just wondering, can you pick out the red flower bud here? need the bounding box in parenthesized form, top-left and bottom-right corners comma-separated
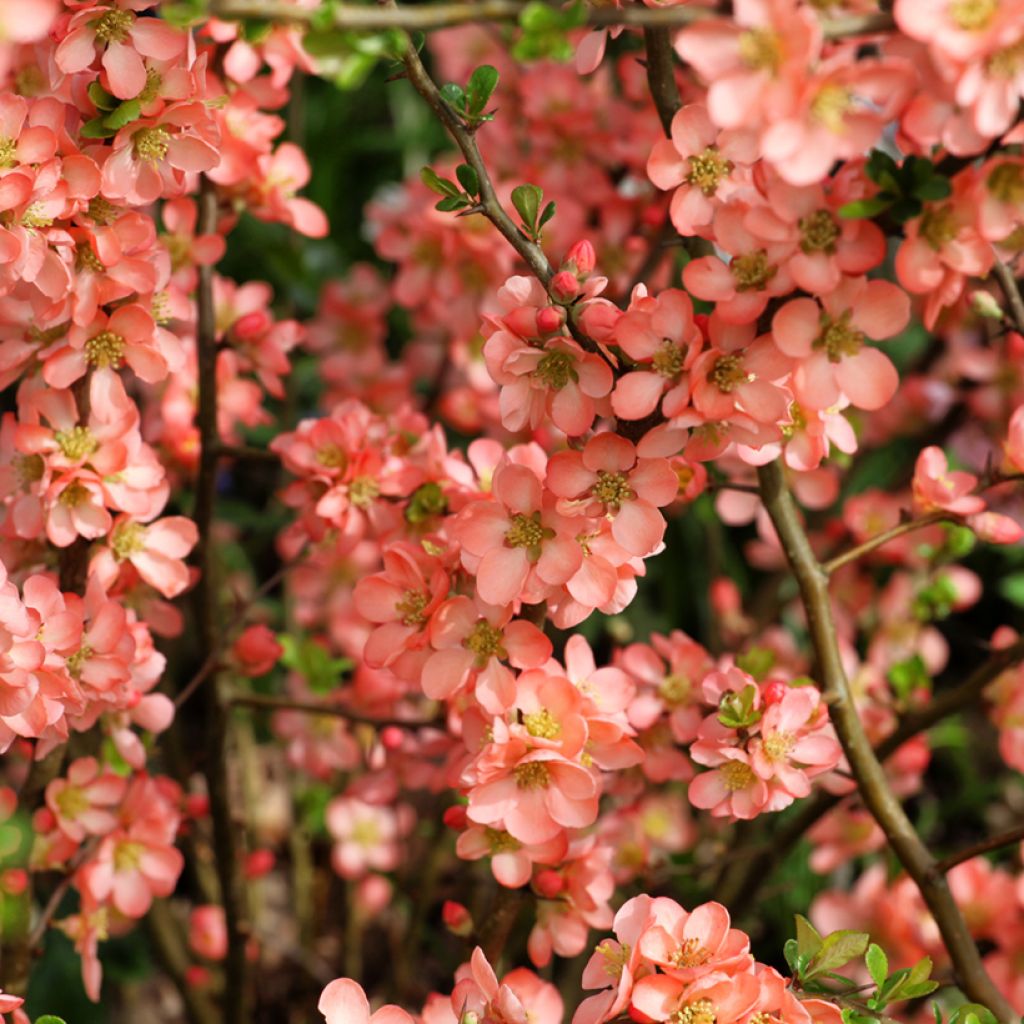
(762, 680, 788, 706)
(533, 869, 564, 897)
(2, 869, 27, 895)
(244, 848, 276, 878)
(551, 270, 580, 303)
(443, 804, 467, 829)
(566, 239, 596, 275)
(536, 305, 566, 333)
(442, 899, 473, 936)
(380, 725, 405, 750)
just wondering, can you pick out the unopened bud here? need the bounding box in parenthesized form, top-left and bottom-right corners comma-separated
(970, 289, 1004, 319)
(2, 869, 27, 895)
(442, 899, 474, 936)
(244, 848, 275, 879)
(536, 305, 566, 333)
(380, 725, 405, 750)
(761, 680, 787, 706)
(443, 804, 468, 829)
(533, 869, 564, 897)
(566, 239, 596, 275)
(550, 270, 580, 303)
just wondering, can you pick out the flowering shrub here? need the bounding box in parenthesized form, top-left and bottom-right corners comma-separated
(0, 2, 1023, 1024)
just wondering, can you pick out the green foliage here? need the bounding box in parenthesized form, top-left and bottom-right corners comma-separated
(887, 654, 930, 705)
(840, 151, 952, 224)
(304, 27, 407, 90)
(716, 683, 762, 729)
(511, 183, 555, 242)
(278, 634, 353, 693)
(735, 646, 775, 681)
(439, 65, 500, 125)
(514, 0, 586, 61)
(420, 165, 480, 213)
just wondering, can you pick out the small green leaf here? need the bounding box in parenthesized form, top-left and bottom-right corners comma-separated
(456, 163, 479, 196)
(838, 196, 893, 219)
(783, 938, 800, 975)
(435, 195, 468, 212)
(103, 99, 142, 131)
(511, 183, 543, 232)
(889, 197, 924, 223)
(866, 943, 888, 990)
(795, 914, 824, 960)
(467, 64, 499, 114)
(538, 200, 556, 230)
(735, 647, 775, 681)
(420, 166, 461, 198)
(440, 82, 465, 110)
(999, 572, 1024, 607)
(806, 930, 870, 980)
(80, 117, 118, 139)
(35, 1017, 68, 1024)
(87, 81, 117, 111)
(915, 176, 952, 201)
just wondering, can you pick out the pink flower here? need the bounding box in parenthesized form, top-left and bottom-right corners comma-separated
(912, 446, 985, 516)
(97, 516, 198, 599)
(45, 757, 127, 843)
(319, 978, 413, 1024)
(647, 105, 757, 236)
(610, 289, 703, 420)
(325, 796, 410, 879)
(455, 822, 567, 888)
(631, 967, 761, 1024)
(452, 948, 562, 1024)
(547, 433, 678, 556)
(688, 746, 768, 820)
(771, 277, 910, 411)
(639, 899, 753, 982)
(455, 461, 581, 607)
(189, 905, 227, 961)
(690, 335, 792, 426)
(1005, 404, 1024, 472)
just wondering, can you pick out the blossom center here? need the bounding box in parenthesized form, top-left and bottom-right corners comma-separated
(86, 329, 126, 369)
(505, 512, 546, 550)
(652, 339, 684, 378)
(534, 350, 577, 390)
(596, 940, 631, 978)
(659, 674, 691, 707)
(799, 209, 840, 253)
(55, 786, 88, 820)
(94, 8, 135, 44)
(485, 827, 520, 853)
(738, 29, 781, 73)
(669, 938, 713, 969)
(22, 203, 52, 229)
(133, 127, 171, 163)
(66, 642, 94, 677)
(14, 454, 44, 486)
(720, 760, 756, 791)
(55, 426, 98, 462)
(815, 310, 863, 362)
(349, 476, 379, 507)
(987, 162, 1024, 203)
(113, 840, 143, 873)
(88, 197, 119, 226)
(919, 204, 957, 250)
(351, 818, 381, 846)
(111, 521, 146, 560)
(513, 761, 551, 789)
(315, 443, 347, 470)
(396, 589, 429, 626)
(592, 470, 634, 510)
(464, 620, 507, 663)
(989, 39, 1024, 76)
(686, 148, 733, 197)
(763, 731, 796, 760)
(730, 250, 776, 291)
(524, 708, 562, 739)
(811, 84, 853, 132)
(948, 0, 997, 30)
(0, 138, 15, 168)
(672, 998, 718, 1024)
(77, 244, 105, 273)
(59, 481, 90, 508)
(709, 354, 749, 393)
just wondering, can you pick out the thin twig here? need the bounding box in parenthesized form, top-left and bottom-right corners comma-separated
(227, 691, 434, 728)
(26, 839, 100, 950)
(642, 27, 680, 136)
(992, 259, 1024, 334)
(756, 459, 1014, 1023)
(936, 824, 1024, 874)
(822, 512, 949, 575)
(191, 174, 251, 1024)
(211, 0, 894, 37)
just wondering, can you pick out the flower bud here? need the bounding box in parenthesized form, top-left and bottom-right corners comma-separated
(566, 239, 596, 275)
(443, 805, 468, 829)
(550, 270, 580, 303)
(503, 307, 539, 337)
(442, 899, 473, 936)
(233, 624, 282, 677)
(761, 680, 787, 706)
(536, 305, 565, 333)
(533, 869, 564, 897)
(2, 869, 27, 895)
(967, 511, 1024, 545)
(245, 848, 276, 878)
(380, 725, 405, 751)
(970, 289, 1004, 319)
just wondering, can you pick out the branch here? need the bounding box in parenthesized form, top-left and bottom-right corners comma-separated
(144, 901, 220, 1024)
(756, 459, 1015, 1023)
(191, 174, 251, 1024)
(642, 27, 680, 136)
(212, 0, 894, 37)
(992, 259, 1024, 334)
(822, 511, 949, 575)
(936, 824, 1024, 874)
(227, 691, 434, 728)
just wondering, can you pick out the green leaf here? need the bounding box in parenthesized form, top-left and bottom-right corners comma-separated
(511, 183, 543, 231)
(435, 195, 468, 212)
(783, 938, 801, 975)
(795, 914, 824, 960)
(538, 200, 556, 230)
(35, 1017, 68, 1024)
(716, 683, 762, 729)
(456, 163, 479, 196)
(87, 81, 117, 111)
(805, 930, 870, 980)
(80, 117, 118, 139)
(440, 82, 465, 110)
(736, 646, 775, 681)
(103, 99, 142, 131)
(420, 166, 461, 198)
(467, 64, 499, 115)
(240, 17, 272, 43)
(999, 572, 1024, 607)
(838, 196, 893, 219)
(278, 635, 352, 694)
(866, 943, 888, 990)
(889, 197, 924, 223)
(887, 654, 929, 702)
(915, 176, 952, 201)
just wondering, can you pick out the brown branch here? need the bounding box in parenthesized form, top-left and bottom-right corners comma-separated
(642, 27, 680, 136)
(756, 458, 1014, 1023)
(992, 259, 1024, 334)
(212, 0, 894, 37)
(191, 174, 251, 1024)
(227, 691, 434, 728)
(822, 511, 949, 575)
(936, 824, 1024, 874)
